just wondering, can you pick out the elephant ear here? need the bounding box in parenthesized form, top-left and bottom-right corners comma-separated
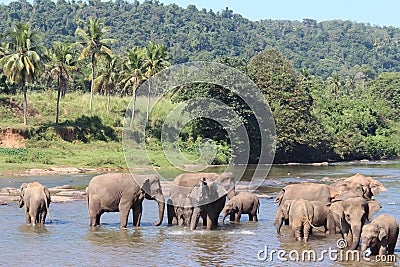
(141, 179, 151, 196)
(330, 200, 344, 218)
(274, 189, 285, 204)
(367, 200, 381, 221)
(378, 227, 387, 241)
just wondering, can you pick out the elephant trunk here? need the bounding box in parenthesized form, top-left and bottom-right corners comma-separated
(361, 243, 368, 253)
(350, 226, 361, 250)
(222, 212, 227, 224)
(153, 197, 165, 226)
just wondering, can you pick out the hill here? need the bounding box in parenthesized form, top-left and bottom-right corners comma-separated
(0, 0, 400, 78)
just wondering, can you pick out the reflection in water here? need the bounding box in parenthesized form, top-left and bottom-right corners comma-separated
(18, 224, 49, 234)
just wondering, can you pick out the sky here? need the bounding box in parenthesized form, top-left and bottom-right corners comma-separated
(157, 0, 400, 28)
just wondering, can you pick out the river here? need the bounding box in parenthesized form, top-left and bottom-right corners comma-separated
(0, 161, 399, 266)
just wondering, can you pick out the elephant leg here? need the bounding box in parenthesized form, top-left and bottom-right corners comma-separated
(235, 212, 241, 222)
(167, 204, 175, 225)
(294, 227, 302, 241)
(249, 214, 253, 221)
(388, 241, 396, 255)
(206, 216, 213, 230)
(95, 213, 101, 226)
(190, 208, 201, 230)
(229, 213, 235, 222)
(201, 213, 207, 227)
(25, 209, 31, 224)
(304, 223, 311, 242)
(40, 210, 47, 224)
(119, 209, 130, 228)
(133, 202, 142, 227)
(253, 214, 258, 222)
(90, 214, 97, 226)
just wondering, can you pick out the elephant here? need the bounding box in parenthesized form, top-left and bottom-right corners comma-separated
(344, 173, 387, 196)
(189, 177, 226, 230)
(274, 183, 339, 232)
(86, 173, 165, 228)
(167, 192, 193, 226)
(19, 182, 51, 225)
(172, 172, 236, 200)
(222, 192, 259, 223)
(330, 195, 381, 250)
(329, 180, 372, 199)
(361, 214, 399, 255)
(278, 199, 336, 238)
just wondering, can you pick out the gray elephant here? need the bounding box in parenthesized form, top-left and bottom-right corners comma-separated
(330, 195, 381, 250)
(189, 178, 226, 230)
(344, 173, 387, 196)
(173, 172, 236, 199)
(329, 180, 372, 199)
(361, 214, 399, 255)
(222, 192, 259, 223)
(274, 183, 339, 231)
(277, 199, 336, 236)
(19, 182, 51, 225)
(167, 192, 193, 226)
(86, 173, 164, 228)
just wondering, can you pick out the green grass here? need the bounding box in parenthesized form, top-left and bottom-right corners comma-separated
(0, 91, 202, 174)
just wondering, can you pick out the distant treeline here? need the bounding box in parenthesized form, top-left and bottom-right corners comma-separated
(1, 0, 400, 78)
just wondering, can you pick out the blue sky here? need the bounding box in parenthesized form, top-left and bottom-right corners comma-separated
(157, 0, 400, 27)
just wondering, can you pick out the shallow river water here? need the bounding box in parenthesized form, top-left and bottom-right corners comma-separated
(0, 162, 399, 266)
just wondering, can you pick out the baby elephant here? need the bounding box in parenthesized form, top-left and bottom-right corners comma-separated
(19, 182, 51, 225)
(361, 214, 399, 255)
(287, 198, 335, 242)
(222, 192, 259, 223)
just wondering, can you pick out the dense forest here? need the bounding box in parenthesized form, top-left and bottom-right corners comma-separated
(0, 0, 400, 165)
(1, 0, 400, 78)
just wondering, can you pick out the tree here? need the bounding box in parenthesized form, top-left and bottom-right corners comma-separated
(120, 46, 145, 126)
(75, 17, 114, 110)
(93, 54, 121, 113)
(0, 22, 43, 125)
(143, 41, 170, 122)
(248, 49, 319, 162)
(46, 41, 78, 126)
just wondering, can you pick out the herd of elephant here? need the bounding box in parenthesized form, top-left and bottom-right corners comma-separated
(17, 172, 398, 257)
(274, 173, 399, 256)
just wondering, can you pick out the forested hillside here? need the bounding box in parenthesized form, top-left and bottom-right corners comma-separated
(1, 0, 400, 78)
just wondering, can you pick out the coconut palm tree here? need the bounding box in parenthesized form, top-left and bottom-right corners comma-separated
(93, 54, 121, 113)
(0, 22, 43, 125)
(46, 41, 78, 126)
(120, 46, 145, 126)
(143, 41, 170, 122)
(75, 17, 115, 110)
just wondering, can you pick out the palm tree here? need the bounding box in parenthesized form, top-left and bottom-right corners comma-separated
(46, 42, 78, 126)
(120, 46, 145, 126)
(75, 17, 115, 110)
(0, 22, 43, 125)
(143, 41, 170, 122)
(327, 71, 342, 97)
(93, 54, 121, 113)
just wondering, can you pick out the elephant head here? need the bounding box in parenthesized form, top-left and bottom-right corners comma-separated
(361, 223, 382, 254)
(330, 196, 381, 250)
(134, 174, 165, 226)
(222, 201, 238, 223)
(276, 200, 293, 234)
(18, 183, 28, 208)
(175, 196, 193, 226)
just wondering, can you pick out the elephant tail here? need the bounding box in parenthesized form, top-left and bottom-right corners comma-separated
(43, 190, 52, 224)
